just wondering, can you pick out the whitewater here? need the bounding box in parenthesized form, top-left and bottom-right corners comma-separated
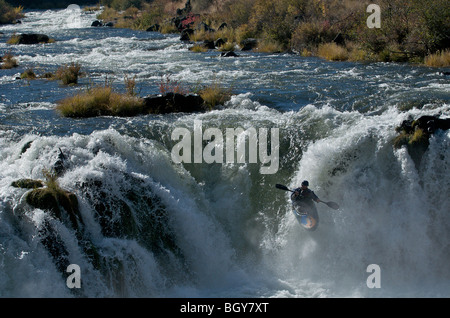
(0, 7, 449, 298)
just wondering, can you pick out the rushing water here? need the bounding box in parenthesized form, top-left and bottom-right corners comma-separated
(1, 7, 449, 298)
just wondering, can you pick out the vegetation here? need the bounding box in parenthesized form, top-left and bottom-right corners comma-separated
(197, 78, 233, 110)
(20, 68, 37, 79)
(55, 62, 82, 85)
(0, 0, 23, 24)
(91, 0, 449, 65)
(56, 82, 145, 118)
(424, 50, 450, 67)
(0, 53, 18, 69)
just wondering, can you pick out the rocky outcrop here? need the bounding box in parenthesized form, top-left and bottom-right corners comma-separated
(394, 115, 450, 167)
(143, 92, 206, 114)
(14, 33, 51, 44)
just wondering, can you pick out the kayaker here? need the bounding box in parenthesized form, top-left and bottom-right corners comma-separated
(291, 180, 322, 206)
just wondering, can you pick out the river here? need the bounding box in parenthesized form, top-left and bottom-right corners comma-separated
(0, 6, 449, 297)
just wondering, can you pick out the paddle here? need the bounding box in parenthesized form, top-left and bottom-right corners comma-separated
(275, 184, 340, 210)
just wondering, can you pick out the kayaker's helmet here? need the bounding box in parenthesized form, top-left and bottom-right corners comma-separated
(301, 180, 309, 187)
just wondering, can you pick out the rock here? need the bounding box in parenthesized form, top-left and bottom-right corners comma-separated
(26, 187, 83, 231)
(203, 40, 215, 50)
(180, 28, 194, 41)
(197, 22, 214, 33)
(15, 33, 50, 44)
(143, 92, 205, 114)
(220, 51, 239, 57)
(11, 179, 44, 189)
(394, 115, 450, 168)
(218, 23, 228, 31)
(146, 24, 160, 32)
(215, 38, 226, 48)
(91, 20, 103, 27)
(241, 38, 258, 51)
(104, 21, 114, 27)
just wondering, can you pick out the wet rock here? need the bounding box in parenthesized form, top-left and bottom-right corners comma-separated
(220, 51, 239, 57)
(26, 187, 83, 231)
(15, 33, 50, 44)
(180, 28, 194, 41)
(91, 20, 102, 27)
(203, 40, 215, 50)
(394, 115, 450, 168)
(11, 179, 44, 189)
(215, 38, 226, 48)
(143, 92, 205, 114)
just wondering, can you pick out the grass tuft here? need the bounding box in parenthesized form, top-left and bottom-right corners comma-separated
(424, 50, 450, 67)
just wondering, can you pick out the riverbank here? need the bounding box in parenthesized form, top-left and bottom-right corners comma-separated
(87, 0, 449, 67)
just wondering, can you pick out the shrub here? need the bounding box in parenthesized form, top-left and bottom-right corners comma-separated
(55, 62, 81, 85)
(318, 43, 348, 61)
(0, 0, 23, 24)
(159, 75, 189, 95)
(424, 50, 450, 67)
(20, 68, 37, 79)
(198, 79, 232, 110)
(1, 53, 18, 69)
(56, 85, 144, 118)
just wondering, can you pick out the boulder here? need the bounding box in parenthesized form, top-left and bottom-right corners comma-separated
(11, 179, 44, 189)
(215, 38, 226, 48)
(180, 28, 194, 41)
(146, 24, 160, 32)
(241, 38, 258, 51)
(15, 33, 50, 44)
(143, 92, 205, 114)
(91, 20, 103, 27)
(203, 40, 215, 50)
(394, 115, 450, 168)
(220, 51, 239, 57)
(26, 187, 83, 231)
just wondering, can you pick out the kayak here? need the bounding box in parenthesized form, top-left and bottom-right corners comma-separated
(292, 201, 319, 231)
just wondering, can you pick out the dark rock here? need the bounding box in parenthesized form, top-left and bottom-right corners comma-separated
(143, 92, 205, 114)
(412, 115, 450, 134)
(104, 21, 114, 27)
(15, 33, 50, 44)
(91, 20, 103, 27)
(241, 38, 258, 51)
(394, 115, 450, 168)
(146, 24, 160, 32)
(220, 51, 239, 57)
(215, 38, 226, 47)
(180, 28, 194, 41)
(26, 187, 83, 231)
(197, 22, 214, 33)
(218, 23, 228, 31)
(11, 179, 44, 189)
(203, 40, 215, 50)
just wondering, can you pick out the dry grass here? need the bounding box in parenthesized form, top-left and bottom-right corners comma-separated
(1, 53, 18, 69)
(55, 62, 82, 85)
(56, 85, 144, 118)
(256, 40, 284, 53)
(317, 43, 349, 61)
(424, 50, 450, 67)
(198, 78, 232, 110)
